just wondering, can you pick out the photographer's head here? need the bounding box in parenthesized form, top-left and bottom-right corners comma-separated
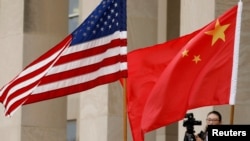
(194, 111, 222, 141)
(206, 110, 222, 125)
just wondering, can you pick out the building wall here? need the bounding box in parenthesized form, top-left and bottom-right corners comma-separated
(0, 0, 68, 141)
(0, 0, 23, 140)
(22, 1, 68, 141)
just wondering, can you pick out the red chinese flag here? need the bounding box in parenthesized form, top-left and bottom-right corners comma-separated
(127, 2, 242, 141)
(127, 31, 199, 141)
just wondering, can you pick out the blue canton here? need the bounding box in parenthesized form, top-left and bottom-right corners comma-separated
(70, 0, 126, 46)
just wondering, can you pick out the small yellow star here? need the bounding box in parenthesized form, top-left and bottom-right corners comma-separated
(182, 49, 189, 57)
(192, 55, 201, 64)
(205, 19, 230, 46)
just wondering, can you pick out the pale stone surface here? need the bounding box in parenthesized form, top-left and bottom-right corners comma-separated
(0, 0, 24, 141)
(1, 0, 68, 141)
(21, 1, 68, 140)
(22, 126, 66, 141)
(0, 109, 22, 141)
(67, 94, 80, 120)
(79, 115, 108, 140)
(79, 85, 109, 141)
(180, 0, 215, 35)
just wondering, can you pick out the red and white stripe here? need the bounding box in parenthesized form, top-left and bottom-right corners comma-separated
(0, 31, 127, 116)
(0, 36, 72, 116)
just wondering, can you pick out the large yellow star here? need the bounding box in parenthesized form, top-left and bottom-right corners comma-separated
(205, 19, 230, 46)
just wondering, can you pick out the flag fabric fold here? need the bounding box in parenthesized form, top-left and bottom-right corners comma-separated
(127, 2, 242, 141)
(0, 0, 127, 116)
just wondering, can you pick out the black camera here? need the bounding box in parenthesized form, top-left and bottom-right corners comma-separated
(183, 113, 202, 141)
(183, 113, 202, 131)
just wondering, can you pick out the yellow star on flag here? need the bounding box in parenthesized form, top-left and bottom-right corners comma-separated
(205, 19, 230, 46)
(182, 49, 189, 57)
(192, 55, 201, 64)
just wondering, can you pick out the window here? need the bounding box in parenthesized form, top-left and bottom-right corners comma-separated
(67, 1, 79, 141)
(67, 120, 77, 141)
(68, 0, 79, 33)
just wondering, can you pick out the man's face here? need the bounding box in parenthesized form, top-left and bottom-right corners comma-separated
(206, 113, 221, 125)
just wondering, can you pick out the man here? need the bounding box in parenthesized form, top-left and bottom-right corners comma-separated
(196, 110, 222, 141)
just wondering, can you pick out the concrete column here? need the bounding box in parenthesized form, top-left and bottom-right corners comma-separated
(77, 1, 110, 141)
(0, 0, 24, 140)
(21, 1, 68, 141)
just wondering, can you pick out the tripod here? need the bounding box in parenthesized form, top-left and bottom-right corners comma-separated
(182, 113, 202, 141)
(183, 126, 196, 141)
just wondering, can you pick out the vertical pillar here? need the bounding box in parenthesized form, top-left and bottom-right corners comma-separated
(78, 1, 110, 141)
(21, 1, 68, 141)
(0, 0, 24, 140)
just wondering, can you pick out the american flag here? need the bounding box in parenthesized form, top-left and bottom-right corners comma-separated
(0, 0, 127, 116)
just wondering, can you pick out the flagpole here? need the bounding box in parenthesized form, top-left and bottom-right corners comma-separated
(123, 78, 127, 141)
(229, 0, 242, 125)
(230, 105, 235, 124)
